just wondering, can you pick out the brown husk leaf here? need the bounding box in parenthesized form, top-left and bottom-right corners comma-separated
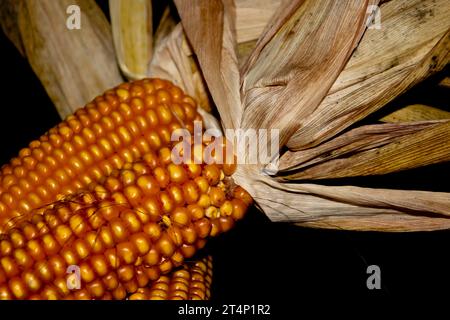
(17, 0, 123, 118)
(175, 0, 450, 231)
(109, 0, 153, 80)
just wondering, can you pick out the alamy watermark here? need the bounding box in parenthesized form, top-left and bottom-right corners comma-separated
(66, 265, 81, 290)
(366, 265, 381, 290)
(366, 5, 382, 29)
(65, 4, 382, 31)
(66, 5, 81, 30)
(170, 121, 280, 174)
(41, 263, 382, 293)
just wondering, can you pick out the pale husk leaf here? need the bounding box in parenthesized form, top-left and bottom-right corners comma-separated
(380, 104, 450, 123)
(278, 120, 445, 173)
(440, 77, 450, 88)
(235, 0, 281, 44)
(174, 0, 242, 130)
(279, 120, 450, 180)
(233, 164, 450, 231)
(296, 215, 450, 232)
(17, 0, 123, 118)
(0, 0, 25, 55)
(148, 23, 212, 112)
(278, 0, 450, 177)
(234, 0, 281, 65)
(286, 0, 450, 150)
(240, 0, 371, 149)
(109, 0, 153, 80)
(234, 157, 450, 231)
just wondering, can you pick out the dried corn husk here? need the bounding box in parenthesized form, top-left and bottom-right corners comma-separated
(277, 7, 449, 179)
(235, 0, 281, 44)
(0, 0, 25, 55)
(233, 0, 450, 149)
(16, 0, 123, 118)
(240, 0, 371, 148)
(109, 0, 153, 80)
(175, 0, 242, 129)
(286, 0, 450, 150)
(278, 120, 447, 173)
(175, 0, 450, 231)
(234, 0, 281, 65)
(279, 120, 450, 180)
(439, 77, 450, 88)
(149, 23, 212, 112)
(277, 36, 449, 179)
(148, 6, 212, 112)
(295, 214, 450, 232)
(380, 104, 450, 123)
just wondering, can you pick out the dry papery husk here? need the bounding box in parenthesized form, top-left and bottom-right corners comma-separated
(109, 0, 153, 80)
(380, 104, 450, 123)
(2, 0, 449, 231)
(174, 0, 450, 231)
(148, 7, 213, 114)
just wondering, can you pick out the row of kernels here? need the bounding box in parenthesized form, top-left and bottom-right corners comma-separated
(0, 79, 199, 230)
(0, 147, 249, 300)
(128, 256, 212, 300)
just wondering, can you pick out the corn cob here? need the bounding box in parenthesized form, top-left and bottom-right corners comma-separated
(128, 256, 212, 300)
(0, 154, 250, 299)
(0, 78, 201, 232)
(0, 78, 252, 300)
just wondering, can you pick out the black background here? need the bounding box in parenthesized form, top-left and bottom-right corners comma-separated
(0, 1, 449, 305)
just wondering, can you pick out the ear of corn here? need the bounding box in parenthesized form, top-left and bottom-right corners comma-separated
(0, 78, 201, 232)
(0, 155, 249, 299)
(128, 256, 212, 300)
(0, 78, 252, 300)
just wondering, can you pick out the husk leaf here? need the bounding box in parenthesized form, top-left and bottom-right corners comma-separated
(380, 104, 450, 123)
(280, 121, 450, 180)
(149, 23, 212, 112)
(17, 0, 123, 118)
(176, 0, 450, 231)
(109, 0, 153, 80)
(286, 0, 450, 150)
